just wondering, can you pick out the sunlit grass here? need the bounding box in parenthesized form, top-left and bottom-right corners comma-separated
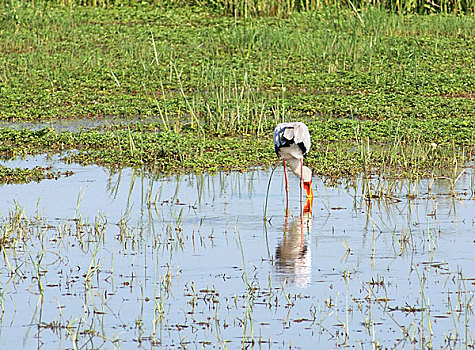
(0, 3, 473, 183)
(0, 5, 473, 124)
(0, 116, 473, 183)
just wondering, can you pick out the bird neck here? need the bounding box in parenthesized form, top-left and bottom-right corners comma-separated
(286, 158, 312, 182)
(286, 158, 303, 177)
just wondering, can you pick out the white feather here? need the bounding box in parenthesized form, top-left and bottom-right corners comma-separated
(274, 122, 312, 182)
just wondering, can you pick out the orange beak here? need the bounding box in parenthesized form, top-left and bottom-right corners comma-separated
(303, 181, 313, 199)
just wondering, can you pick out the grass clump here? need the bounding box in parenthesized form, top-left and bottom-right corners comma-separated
(4, 0, 474, 15)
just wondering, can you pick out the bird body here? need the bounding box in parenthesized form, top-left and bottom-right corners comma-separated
(274, 122, 311, 158)
(274, 122, 313, 199)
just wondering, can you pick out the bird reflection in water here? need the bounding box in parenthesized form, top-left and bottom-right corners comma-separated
(275, 197, 313, 288)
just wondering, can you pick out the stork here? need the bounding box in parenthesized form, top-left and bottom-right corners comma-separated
(274, 122, 314, 207)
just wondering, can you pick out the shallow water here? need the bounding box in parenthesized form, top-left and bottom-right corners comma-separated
(0, 115, 162, 132)
(0, 156, 474, 349)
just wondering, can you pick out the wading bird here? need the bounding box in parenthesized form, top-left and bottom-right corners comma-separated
(274, 122, 313, 206)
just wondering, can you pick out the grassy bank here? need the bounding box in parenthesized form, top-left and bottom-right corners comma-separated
(0, 4, 474, 183)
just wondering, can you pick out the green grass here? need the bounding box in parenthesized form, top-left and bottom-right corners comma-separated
(0, 5, 473, 124)
(0, 117, 473, 181)
(0, 164, 70, 184)
(3, 0, 474, 15)
(0, 3, 474, 182)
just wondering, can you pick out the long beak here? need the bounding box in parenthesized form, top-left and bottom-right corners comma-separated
(303, 181, 313, 199)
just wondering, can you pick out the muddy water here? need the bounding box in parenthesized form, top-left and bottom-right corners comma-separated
(0, 156, 473, 348)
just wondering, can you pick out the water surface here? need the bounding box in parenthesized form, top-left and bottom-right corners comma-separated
(0, 156, 473, 348)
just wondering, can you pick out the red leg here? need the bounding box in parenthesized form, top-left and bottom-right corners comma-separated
(283, 159, 289, 212)
(300, 158, 304, 243)
(284, 202, 289, 234)
(300, 158, 304, 216)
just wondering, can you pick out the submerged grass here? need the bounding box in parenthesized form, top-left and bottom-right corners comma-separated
(0, 164, 473, 348)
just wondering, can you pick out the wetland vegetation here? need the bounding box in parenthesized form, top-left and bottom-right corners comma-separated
(1, 0, 474, 182)
(0, 1, 474, 349)
(0, 165, 474, 348)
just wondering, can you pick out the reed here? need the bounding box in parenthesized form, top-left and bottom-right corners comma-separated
(5, 0, 473, 14)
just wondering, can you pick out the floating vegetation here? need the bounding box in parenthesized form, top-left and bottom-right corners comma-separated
(0, 164, 72, 184)
(0, 3, 474, 183)
(0, 117, 474, 182)
(1, 5, 474, 125)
